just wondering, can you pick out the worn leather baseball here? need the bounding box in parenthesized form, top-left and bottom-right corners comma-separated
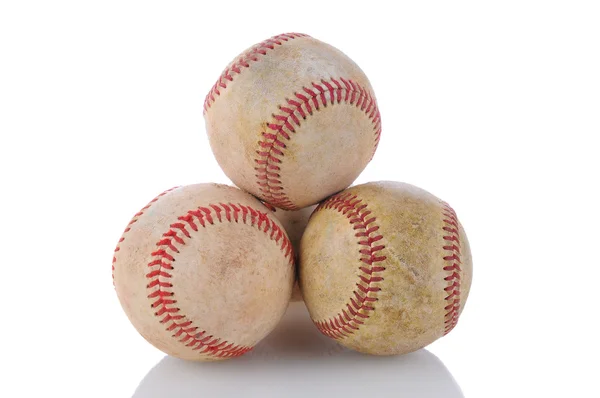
(299, 181, 473, 355)
(269, 205, 316, 302)
(112, 184, 294, 361)
(204, 33, 381, 210)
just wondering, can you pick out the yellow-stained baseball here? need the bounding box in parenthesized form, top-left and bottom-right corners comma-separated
(112, 184, 294, 361)
(299, 181, 473, 355)
(204, 33, 381, 210)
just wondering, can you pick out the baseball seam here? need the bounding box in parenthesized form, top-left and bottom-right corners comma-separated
(255, 78, 382, 209)
(203, 32, 309, 113)
(146, 202, 293, 358)
(311, 192, 386, 339)
(441, 202, 461, 335)
(112, 186, 180, 285)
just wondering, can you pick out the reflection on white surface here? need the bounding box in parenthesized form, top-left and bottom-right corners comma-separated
(133, 302, 463, 398)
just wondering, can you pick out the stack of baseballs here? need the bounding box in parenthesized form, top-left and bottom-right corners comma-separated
(113, 33, 473, 361)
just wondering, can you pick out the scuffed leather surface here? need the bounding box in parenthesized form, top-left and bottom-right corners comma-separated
(205, 35, 379, 209)
(300, 181, 472, 355)
(114, 184, 294, 361)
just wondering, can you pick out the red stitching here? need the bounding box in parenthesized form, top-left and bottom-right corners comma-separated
(255, 78, 382, 210)
(112, 187, 180, 285)
(310, 192, 386, 339)
(441, 202, 461, 335)
(203, 33, 309, 113)
(145, 202, 293, 358)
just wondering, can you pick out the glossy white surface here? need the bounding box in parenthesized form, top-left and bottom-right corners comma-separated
(133, 303, 463, 397)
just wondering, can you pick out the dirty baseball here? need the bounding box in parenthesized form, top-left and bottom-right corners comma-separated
(204, 33, 382, 210)
(299, 181, 473, 355)
(113, 184, 295, 361)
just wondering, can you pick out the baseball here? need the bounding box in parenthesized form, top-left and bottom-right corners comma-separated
(112, 184, 294, 361)
(204, 33, 381, 210)
(299, 181, 473, 355)
(268, 204, 316, 301)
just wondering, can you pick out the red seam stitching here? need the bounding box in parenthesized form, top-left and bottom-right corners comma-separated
(203, 33, 309, 113)
(112, 187, 180, 285)
(254, 78, 382, 210)
(145, 203, 293, 358)
(310, 192, 386, 339)
(441, 202, 461, 335)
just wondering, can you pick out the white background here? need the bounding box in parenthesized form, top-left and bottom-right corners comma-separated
(1, 1, 599, 397)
